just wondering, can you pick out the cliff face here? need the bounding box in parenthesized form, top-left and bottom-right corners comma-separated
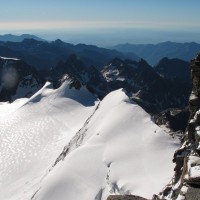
(156, 52, 200, 200)
(0, 57, 43, 102)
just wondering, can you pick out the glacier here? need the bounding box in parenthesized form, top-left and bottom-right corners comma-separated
(0, 81, 180, 200)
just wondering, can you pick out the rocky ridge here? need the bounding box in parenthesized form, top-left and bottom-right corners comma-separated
(50, 54, 108, 99)
(153, 52, 200, 200)
(102, 58, 191, 113)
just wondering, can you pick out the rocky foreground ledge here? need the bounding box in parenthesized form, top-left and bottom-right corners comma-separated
(107, 195, 148, 200)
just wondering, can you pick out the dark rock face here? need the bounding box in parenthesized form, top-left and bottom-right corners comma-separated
(154, 57, 191, 82)
(107, 195, 148, 200)
(158, 52, 200, 200)
(0, 57, 43, 102)
(152, 108, 190, 134)
(102, 58, 191, 113)
(185, 186, 200, 200)
(51, 54, 108, 99)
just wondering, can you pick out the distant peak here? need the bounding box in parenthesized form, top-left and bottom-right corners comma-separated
(54, 39, 64, 44)
(138, 58, 149, 65)
(3, 34, 13, 36)
(161, 57, 169, 61)
(0, 34, 44, 42)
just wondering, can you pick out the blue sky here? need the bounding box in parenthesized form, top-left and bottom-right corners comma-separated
(0, 0, 200, 45)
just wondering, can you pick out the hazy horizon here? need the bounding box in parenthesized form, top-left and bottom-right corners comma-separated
(1, 29, 200, 47)
(0, 0, 200, 46)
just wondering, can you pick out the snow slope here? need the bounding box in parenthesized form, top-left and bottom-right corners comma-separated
(0, 81, 98, 200)
(32, 89, 180, 200)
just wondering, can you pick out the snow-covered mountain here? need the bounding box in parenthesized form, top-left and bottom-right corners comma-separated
(0, 78, 179, 200)
(0, 80, 97, 200)
(51, 54, 108, 99)
(0, 55, 191, 135)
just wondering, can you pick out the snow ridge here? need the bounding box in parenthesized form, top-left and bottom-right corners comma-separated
(32, 89, 179, 200)
(0, 81, 98, 200)
(54, 102, 100, 166)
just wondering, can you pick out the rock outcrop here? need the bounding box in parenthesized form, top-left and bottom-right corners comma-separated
(102, 58, 191, 113)
(156, 52, 200, 200)
(107, 195, 148, 200)
(0, 57, 43, 101)
(154, 57, 191, 82)
(50, 54, 108, 99)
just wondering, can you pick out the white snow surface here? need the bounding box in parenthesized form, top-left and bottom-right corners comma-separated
(32, 89, 179, 200)
(0, 56, 20, 60)
(0, 81, 97, 200)
(0, 82, 179, 200)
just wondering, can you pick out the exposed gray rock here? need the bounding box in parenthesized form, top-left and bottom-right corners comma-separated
(107, 195, 148, 200)
(185, 186, 200, 200)
(158, 52, 200, 199)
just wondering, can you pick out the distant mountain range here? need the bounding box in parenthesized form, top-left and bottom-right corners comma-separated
(0, 37, 193, 132)
(0, 34, 45, 42)
(0, 38, 139, 70)
(112, 41, 200, 65)
(0, 36, 198, 70)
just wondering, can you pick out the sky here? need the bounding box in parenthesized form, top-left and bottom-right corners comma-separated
(0, 0, 200, 46)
